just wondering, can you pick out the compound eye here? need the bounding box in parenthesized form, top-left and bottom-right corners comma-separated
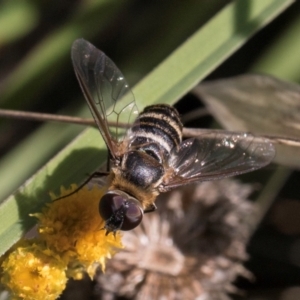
(99, 193, 125, 221)
(121, 199, 143, 231)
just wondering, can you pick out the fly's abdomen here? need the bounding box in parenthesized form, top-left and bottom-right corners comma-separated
(130, 104, 183, 157)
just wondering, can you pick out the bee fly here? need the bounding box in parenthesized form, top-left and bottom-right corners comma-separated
(71, 39, 275, 235)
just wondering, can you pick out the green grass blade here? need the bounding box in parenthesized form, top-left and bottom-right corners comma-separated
(0, 105, 91, 202)
(0, 0, 294, 255)
(134, 0, 294, 108)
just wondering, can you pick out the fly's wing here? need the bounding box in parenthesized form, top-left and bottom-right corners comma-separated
(163, 132, 275, 190)
(71, 39, 139, 159)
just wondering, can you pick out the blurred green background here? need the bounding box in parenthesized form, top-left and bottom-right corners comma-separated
(0, 0, 300, 299)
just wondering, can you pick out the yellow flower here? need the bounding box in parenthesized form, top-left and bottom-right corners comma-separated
(1, 184, 123, 299)
(1, 240, 67, 300)
(35, 184, 123, 277)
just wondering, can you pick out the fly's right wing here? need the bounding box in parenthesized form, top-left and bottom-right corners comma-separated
(71, 39, 139, 159)
(162, 131, 275, 191)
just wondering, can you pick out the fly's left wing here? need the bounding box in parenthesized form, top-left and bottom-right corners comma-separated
(71, 39, 139, 160)
(162, 132, 275, 191)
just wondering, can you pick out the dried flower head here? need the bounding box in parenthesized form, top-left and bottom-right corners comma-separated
(96, 179, 255, 300)
(1, 184, 123, 299)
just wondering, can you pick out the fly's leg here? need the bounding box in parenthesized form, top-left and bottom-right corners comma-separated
(53, 171, 109, 202)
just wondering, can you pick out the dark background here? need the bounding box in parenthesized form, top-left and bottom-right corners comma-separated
(0, 1, 300, 299)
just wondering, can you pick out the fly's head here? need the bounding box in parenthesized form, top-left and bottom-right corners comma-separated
(99, 190, 143, 235)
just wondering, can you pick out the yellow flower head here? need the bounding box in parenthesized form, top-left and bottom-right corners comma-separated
(1, 184, 123, 299)
(34, 185, 123, 276)
(1, 240, 67, 300)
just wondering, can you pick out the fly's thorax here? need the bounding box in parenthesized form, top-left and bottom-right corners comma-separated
(122, 150, 164, 188)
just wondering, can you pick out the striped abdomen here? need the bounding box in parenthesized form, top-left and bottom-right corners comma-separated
(130, 104, 183, 158)
(120, 105, 183, 190)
